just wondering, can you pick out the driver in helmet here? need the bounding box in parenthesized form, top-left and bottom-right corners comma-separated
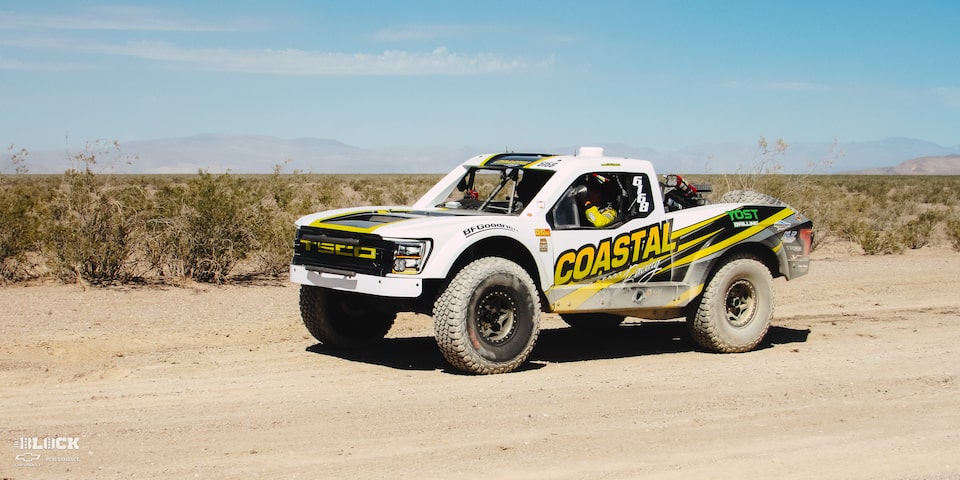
(579, 173, 618, 227)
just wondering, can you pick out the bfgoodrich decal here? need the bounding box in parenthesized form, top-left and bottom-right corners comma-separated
(463, 223, 519, 238)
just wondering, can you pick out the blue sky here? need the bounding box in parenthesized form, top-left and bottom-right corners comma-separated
(2, 0, 958, 156)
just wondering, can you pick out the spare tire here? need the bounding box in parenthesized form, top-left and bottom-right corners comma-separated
(718, 190, 788, 208)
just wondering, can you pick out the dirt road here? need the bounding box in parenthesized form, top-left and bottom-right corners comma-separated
(3, 246, 959, 479)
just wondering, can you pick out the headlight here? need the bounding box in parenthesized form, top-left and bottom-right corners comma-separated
(388, 239, 431, 274)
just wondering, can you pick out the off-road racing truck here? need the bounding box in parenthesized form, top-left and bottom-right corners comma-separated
(290, 147, 813, 374)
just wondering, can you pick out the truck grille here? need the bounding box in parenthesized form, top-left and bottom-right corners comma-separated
(292, 226, 393, 276)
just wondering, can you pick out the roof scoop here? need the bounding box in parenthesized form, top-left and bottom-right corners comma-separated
(577, 146, 604, 157)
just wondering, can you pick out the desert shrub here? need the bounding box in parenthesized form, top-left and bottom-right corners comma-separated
(946, 215, 960, 251)
(8, 138, 960, 285)
(316, 175, 347, 208)
(352, 178, 384, 205)
(901, 210, 946, 250)
(1, 148, 43, 280)
(246, 166, 300, 276)
(150, 172, 261, 283)
(0, 179, 50, 281)
(45, 170, 150, 283)
(845, 219, 904, 255)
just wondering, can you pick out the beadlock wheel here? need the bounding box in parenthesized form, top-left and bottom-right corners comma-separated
(475, 289, 519, 345)
(433, 257, 540, 374)
(724, 279, 758, 328)
(687, 255, 773, 353)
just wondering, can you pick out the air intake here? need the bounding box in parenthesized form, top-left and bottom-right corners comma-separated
(577, 146, 604, 157)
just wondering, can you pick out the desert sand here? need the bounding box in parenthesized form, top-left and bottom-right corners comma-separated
(2, 246, 959, 479)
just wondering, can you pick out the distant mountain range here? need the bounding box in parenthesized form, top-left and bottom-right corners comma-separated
(16, 134, 960, 175)
(844, 155, 960, 175)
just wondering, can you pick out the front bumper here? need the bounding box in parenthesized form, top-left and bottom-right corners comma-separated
(290, 264, 423, 297)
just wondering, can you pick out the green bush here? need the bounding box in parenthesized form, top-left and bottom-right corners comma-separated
(0, 179, 49, 281)
(44, 170, 150, 284)
(947, 216, 960, 251)
(6, 140, 960, 286)
(901, 211, 946, 250)
(150, 172, 260, 283)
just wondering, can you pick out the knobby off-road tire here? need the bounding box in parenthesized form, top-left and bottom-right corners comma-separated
(560, 313, 626, 330)
(299, 286, 395, 349)
(687, 254, 774, 353)
(433, 257, 540, 374)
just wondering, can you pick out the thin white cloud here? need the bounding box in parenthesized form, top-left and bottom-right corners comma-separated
(723, 80, 826, 91)
(934, 87, 960, 108)
(0, 56, 79, 71)
(373, 25, 482, 42)
(0, 6, 250, 32)
(373, 24, 577, 49)
(759, 81, 824, 91)
(0, 37, 540, 75)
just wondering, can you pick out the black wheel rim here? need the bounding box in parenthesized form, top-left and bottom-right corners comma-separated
(474, 288, 518, 345)
(724, 279, 757, 328)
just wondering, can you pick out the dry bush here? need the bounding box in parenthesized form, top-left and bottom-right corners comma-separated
(0, 178, 51, 281)
(5, 138, 960, 287)
(43, 143, 149, 284)
(947, 214, 960, 251)
(150, 172, 263, 283)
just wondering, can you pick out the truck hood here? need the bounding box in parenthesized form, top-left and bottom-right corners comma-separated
(296, 206, 523, 238)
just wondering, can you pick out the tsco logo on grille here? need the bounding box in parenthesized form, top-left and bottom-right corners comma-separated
(299, 240, 377, 259)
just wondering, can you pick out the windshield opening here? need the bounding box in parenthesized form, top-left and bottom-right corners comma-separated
(438, 167, 553, 215)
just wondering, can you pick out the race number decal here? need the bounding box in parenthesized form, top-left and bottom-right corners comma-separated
(633, 175, 652, 216)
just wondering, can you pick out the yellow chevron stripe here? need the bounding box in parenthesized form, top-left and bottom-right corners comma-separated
(672, 212, 727, 237)
(478, 154, 500, 166)
(676, 228, 723, 253)
(306, 221, 385, 233)
(551, 207, 794, 310)
(307, 209, 409, 233)
(666, 207, 794, 271)
(667, 283, 703, 307)
(549, 255, 667, 308)
(523, 156, 559, 168)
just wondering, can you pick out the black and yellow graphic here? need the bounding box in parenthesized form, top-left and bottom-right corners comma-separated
(554, 220, 676, 285)
(547, 205, 800, 312)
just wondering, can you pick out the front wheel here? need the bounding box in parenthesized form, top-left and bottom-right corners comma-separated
(687, 255, 773, 353)
(433, 257, 541, 374)
(300, 286, 395, 348)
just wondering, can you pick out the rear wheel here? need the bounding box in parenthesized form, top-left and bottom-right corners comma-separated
(433, 257, 540, 374)
(300, 286, 395, 348)
(687, 255, 773, 352)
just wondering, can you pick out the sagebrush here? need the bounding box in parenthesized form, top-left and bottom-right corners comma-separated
(3, 160, 960, 284)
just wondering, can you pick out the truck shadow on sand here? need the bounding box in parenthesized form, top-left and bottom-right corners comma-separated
(306, 322, 810, 374)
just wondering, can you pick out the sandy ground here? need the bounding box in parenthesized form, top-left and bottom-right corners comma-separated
(2, 245, 959, 479)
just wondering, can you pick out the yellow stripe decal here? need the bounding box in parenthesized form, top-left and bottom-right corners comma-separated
(551, 206, 793, 310)
(550, 255, 666, 308)
(667, 283, 703, 307)
(478, 154, 501, 166)
(665, 207, 794, 271)
(307, 209, 412, 233)
(672, 212, 727, 237)
(523, 156, 558, 168)
(306, 221, 385, 233)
